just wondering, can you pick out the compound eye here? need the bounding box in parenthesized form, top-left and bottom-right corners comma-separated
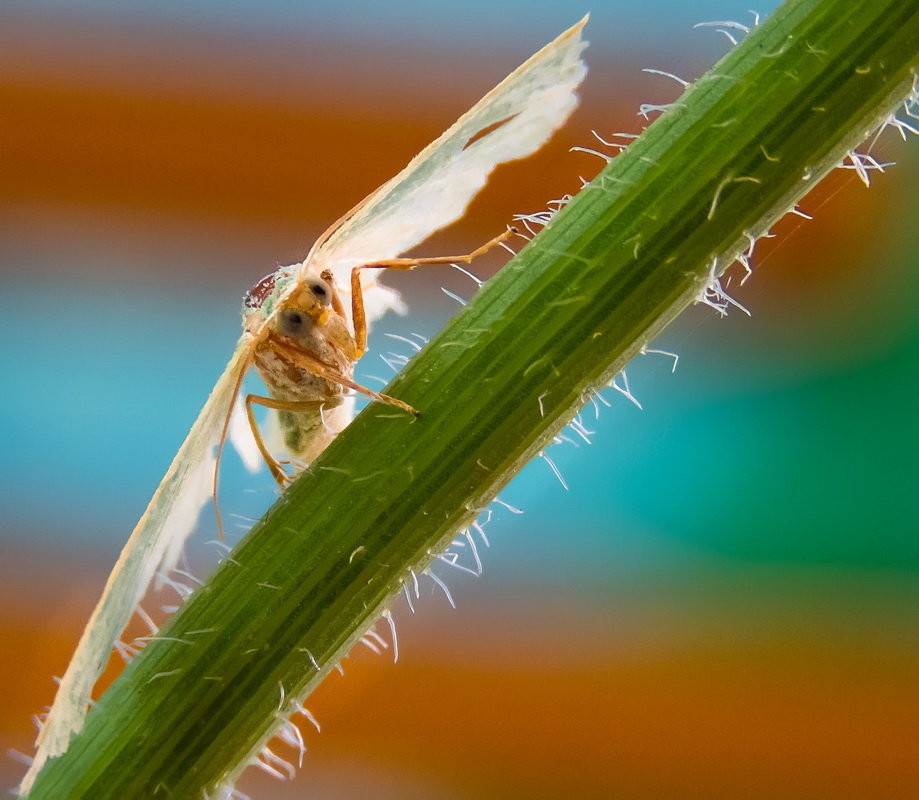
(308, 280, 332, 306)
(278, 307, 308, 337)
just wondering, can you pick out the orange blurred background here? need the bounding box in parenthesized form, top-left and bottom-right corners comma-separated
(2, 3, 918, 798)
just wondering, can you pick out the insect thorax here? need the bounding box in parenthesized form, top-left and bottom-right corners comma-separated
(246, 262, 356, 461)
(253, 340, 351, 459)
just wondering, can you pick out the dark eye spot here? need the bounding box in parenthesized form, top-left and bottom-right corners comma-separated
(278, 308, 306, 336)
(309, 281, 331, 305)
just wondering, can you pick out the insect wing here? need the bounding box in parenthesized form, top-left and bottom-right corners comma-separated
(22, 336, 255, 792)
(309, 18, 588, 285)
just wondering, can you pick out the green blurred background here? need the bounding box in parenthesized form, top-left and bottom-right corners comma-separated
(2, 2, 917, 797)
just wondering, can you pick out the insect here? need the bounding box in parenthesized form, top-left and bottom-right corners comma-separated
(239, 226, 515, 488)
(23, 18, 588, 789)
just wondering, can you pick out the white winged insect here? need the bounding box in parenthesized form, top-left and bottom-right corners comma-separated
(22, 18, 588, 791)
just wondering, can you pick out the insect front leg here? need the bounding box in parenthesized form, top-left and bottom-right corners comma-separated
(270, 339, 419, 417)
(347, 226, 518, 358)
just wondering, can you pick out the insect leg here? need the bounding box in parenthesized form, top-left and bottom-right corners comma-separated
(349, 226, 518, 357)
(321, 268, 348, 319)
(270, 339, 419, 417)
(245, 394, 328, 487)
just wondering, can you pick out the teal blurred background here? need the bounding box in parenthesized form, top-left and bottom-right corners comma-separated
(2, 2, 917, 797)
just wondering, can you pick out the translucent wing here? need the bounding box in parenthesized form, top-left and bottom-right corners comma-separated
(22, 336, 255, 793)
(310, 17, 588, 284)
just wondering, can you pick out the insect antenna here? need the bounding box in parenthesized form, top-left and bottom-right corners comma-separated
(212, 355, 254, 540)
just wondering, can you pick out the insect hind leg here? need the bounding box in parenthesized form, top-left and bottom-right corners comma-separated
(348, 226, 518, 357)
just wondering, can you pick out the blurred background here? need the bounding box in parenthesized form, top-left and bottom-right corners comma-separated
(2, 1, 917, 797)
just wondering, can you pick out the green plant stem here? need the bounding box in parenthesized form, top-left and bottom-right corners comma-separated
(26, 1, 918, 796)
